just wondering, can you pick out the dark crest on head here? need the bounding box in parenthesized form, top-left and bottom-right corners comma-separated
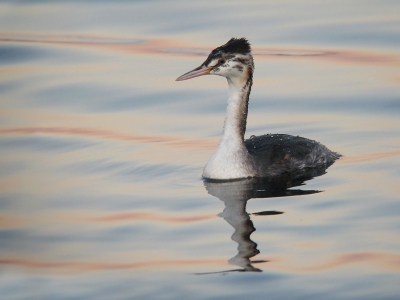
(203, 38, 251, 67)
(218, 38, 251, 55)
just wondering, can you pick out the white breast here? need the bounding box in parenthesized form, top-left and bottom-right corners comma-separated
(202, 140, 256, 179)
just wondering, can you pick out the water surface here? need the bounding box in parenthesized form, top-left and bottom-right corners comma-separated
(0, 1, 399, 299)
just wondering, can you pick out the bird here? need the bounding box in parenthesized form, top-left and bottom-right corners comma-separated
(176, 38, 340, 180)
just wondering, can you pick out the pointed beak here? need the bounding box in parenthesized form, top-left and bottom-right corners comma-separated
(176, 65, 212, 81)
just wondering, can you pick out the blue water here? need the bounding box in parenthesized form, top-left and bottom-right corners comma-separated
(0, 1, 399, 299)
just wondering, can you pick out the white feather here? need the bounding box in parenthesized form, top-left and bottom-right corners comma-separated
(203, 75, 256, 179)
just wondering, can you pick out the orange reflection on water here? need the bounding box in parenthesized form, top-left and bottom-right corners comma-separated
(0, 215, 21, 229)
(0, 210, 216, 229)
(1, 33, 399, 68)
(0, 126, 216, 151)
(319, 49, 400, 67)
(1, 251, 398, 273)
(0, 258, 226, 273)
(337, 150, 400, 165)
(271, 252, 400, 273)
(84, 211, 215, 224)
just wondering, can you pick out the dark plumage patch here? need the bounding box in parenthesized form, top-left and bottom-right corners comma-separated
(233, 57, 248, 64)
(219, 38, 251, 55)
(202, 38, 251, 67)
(233, 65, 244, 72)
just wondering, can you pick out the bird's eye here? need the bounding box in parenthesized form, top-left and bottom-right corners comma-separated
(219, 59, 225, 64)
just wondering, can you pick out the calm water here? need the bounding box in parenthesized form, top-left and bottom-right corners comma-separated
(1, 1, 400, 299)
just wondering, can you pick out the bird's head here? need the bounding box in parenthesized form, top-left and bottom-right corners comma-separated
(176, 38, 253, 85)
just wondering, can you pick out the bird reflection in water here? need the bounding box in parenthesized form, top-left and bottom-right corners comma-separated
(196, 168, 329, 275)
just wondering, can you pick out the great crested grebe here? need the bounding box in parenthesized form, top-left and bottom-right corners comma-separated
(176, 38, 340, 180)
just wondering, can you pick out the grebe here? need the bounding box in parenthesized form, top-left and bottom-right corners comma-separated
(176, 38, 340, 180)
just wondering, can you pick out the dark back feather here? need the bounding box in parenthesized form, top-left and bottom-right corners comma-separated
(245, 134, 341, 177)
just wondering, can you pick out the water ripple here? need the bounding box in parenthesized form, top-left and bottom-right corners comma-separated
(0, 34, 146, 45)
(0, 126, 215, 150)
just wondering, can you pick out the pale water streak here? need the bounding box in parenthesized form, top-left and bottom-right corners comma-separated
(0, 0, 400, 299)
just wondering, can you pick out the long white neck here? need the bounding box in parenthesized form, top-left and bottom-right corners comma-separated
(202, 75, 257, 180)
(221, 78, 250, 144)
